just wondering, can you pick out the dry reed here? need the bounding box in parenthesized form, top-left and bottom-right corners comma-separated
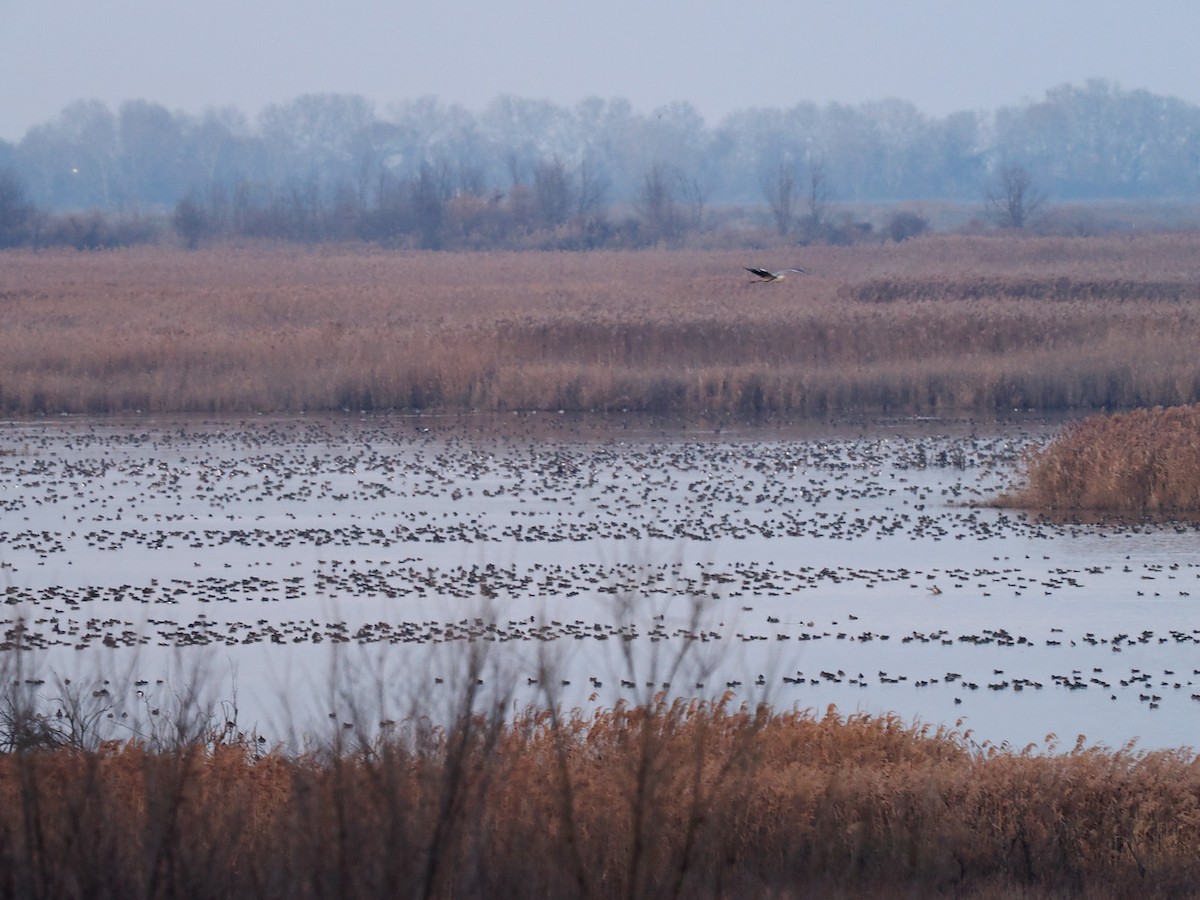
(1001, 404, 1200, 511)
(0, 700, 1196, 898)
(2, 234, 1200, 416)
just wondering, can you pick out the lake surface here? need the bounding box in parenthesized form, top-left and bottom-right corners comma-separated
(1, 412, 1197, 754)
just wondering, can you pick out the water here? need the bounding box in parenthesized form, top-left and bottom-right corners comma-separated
(1, 413, 1197, 753)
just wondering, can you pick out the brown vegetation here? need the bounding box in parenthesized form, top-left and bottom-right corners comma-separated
(2, 233, 1200, 416)
(1001, 404, 1200, 512)
(0, 698, 1197, 899)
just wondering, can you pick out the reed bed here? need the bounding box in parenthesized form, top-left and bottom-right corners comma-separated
(0, 699, 1196, 899)
(2, 234, 1200, 416)
(1002, 404, 1200, 511)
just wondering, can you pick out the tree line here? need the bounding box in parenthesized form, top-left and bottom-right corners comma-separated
(1, 79, 1198, 249)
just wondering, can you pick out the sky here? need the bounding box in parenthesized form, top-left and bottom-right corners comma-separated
(5, 0, 1200, 142)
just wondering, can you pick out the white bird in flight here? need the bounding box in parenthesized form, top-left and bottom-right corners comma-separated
(745, 266, 806, 283)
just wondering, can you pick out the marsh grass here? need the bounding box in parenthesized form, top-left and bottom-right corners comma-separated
(3, 234, 1200, 416)
(0, 692, 1197, 898)
(1001, 404, 1200, 512)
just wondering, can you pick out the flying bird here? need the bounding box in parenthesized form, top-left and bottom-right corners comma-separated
(745, 266, 806, 282)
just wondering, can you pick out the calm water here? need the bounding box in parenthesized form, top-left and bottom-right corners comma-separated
(1, 413, 1197, 753)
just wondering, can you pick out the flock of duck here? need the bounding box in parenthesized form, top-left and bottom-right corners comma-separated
(1, 414, 1198, 748)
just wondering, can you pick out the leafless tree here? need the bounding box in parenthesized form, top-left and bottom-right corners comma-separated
(760, 162, 798, 236)
(637, 162, 683, 244)
(456, 163, 486, 197)
(800, 161, 833, 241)
(172, 192, 209, 249)
(673, 169, 709, 231)
(412, 162, 445, 249)
(986, 164, 1046, 229)
(533, 157, 573, 228)
(575, 158, 607, 218)
(0, 169, 33, 247)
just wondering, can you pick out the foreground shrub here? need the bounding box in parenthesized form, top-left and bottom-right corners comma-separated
(1002, 404, 1200, 511)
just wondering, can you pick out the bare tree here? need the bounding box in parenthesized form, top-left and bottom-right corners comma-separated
(575, 157, 607, 218)
(0, 169, 33, 247)
(636, 162, 683, 244)
(412, 162, 445, 249)
(986, 164, 1046, 229)
(456, 163, 486, 197)
(760, 162, 798, 236)
(172, 192, 209, 249)
(673, 169, 709, 232)
(533, 157, 573, 228)
(799, 161, 833, 242)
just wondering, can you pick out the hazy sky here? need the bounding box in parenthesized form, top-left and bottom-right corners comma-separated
(5, 0, 1200, 142)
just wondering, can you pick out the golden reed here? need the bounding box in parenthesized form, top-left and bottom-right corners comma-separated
(1003, 404, 1200, 511)
(0, 702, 1196, 897)
(3, 233, 1200, 416)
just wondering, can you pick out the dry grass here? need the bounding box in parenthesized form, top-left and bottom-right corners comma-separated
(1001, 404, 1200, 512)
(0, 700, 1196, 898)
(2, 233, 1200, 416)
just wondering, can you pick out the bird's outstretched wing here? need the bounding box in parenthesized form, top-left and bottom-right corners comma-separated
(745, 267, 774, 279)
